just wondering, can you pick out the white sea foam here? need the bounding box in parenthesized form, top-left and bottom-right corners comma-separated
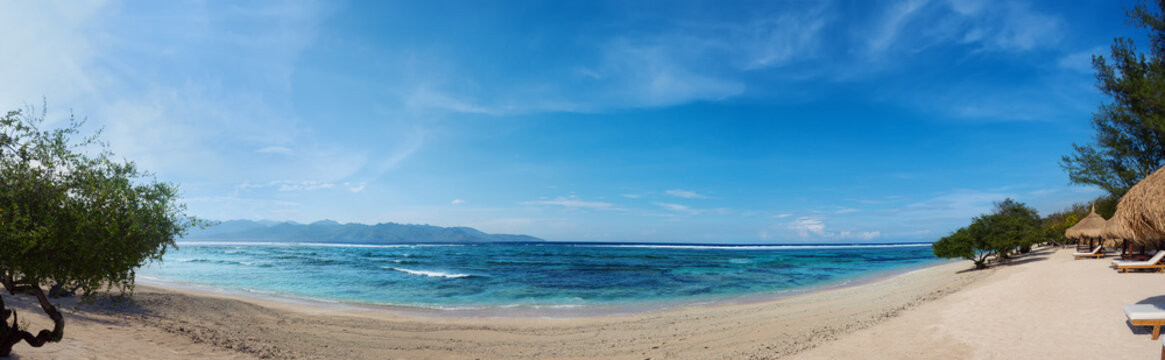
(176, 241, 464, 248)
(384, 267, 472, 279)
(579, 243, 931, 250)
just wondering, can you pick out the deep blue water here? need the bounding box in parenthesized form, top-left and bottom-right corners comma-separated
(137, 242, 941, 310)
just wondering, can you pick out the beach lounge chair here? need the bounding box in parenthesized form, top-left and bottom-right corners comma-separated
(1073, 246, 1104, 259)
(1125, 303, 1165, 339)
(1113, 251, 1165, 273)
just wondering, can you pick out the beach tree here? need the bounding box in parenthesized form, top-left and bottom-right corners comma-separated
(0, 106, 197, 356)
(932, 227, 992, 269)
(1061, 0, 1165, 197)
(932, 199, 1042, 269)
(985, 199, 1043, 255)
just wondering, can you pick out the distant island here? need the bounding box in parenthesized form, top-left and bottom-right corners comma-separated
(184, 219, 545, 244)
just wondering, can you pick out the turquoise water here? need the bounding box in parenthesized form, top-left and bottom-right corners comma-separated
(138, 242, 941, 310)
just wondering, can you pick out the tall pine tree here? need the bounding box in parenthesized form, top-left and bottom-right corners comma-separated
(1062, 0, 1165, 196)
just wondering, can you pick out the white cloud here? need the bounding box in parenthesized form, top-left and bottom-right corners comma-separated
(775, 213, 793, 219)
(665, 189, 708, 199)
(865, 0, 1064, 57)
(345, 182, 366, 193)
(790, 217, 828, 237)
(737, 8, 830, 70)
(654, 202, 731, 216)
(867, 0, 929, 55)
(586, 40, 746, 108)
(0, 0, 108, 113)
(238, 180, 337, 192)
(0, 1, 382, 203)
(835, 208, 859, 214)
(786, 217, 880, 240)
(521, 196, 618, 210)
(980, 2, 1063, 52)
(451, 199, 465, 205)
(620, 193, 642, 199)
(395, 4, 832, 115)
(655, 202, 691, 212)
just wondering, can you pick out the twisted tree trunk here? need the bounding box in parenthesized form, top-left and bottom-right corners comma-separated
(0, 283, 65, 357)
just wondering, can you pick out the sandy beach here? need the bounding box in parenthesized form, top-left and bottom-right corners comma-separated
(5, 246, 1162, 359)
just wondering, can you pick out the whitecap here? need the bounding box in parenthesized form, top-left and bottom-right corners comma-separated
(384, 266, 472, 279)
(578, 243, 931, 250)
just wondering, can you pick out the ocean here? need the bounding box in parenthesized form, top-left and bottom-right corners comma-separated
(137, 242, 942, 312)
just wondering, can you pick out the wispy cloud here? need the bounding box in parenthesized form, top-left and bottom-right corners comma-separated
(654, 202, 731, 216)
(238, 180, 337, 192)
(396, 4, 832, 115)
(344, 182, 366, 193)
(865, 0, 1064, 58)
(786, 217, 880, 240)
(451, 199, 465, 205)
(521, 196, 619, 210)
(665, 189, 708, 199)
(655, 202, 692, 212)
(867, 0, 928, 55)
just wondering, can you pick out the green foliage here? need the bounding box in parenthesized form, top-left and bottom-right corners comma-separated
(933, 227, 988, 268)
(1061, 0, 1165, 197)
(932, 199, 1042, 269)
(1040, 195, 1120, 245)
(1043, 211, 1082, 245)
(0, 105, 200, 355)
(981, 199, 1043, 255)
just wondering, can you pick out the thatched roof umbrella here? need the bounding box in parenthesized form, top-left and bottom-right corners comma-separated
(1066, 205, 1106, 241)
(1102, 212, 1137, 249)
(1113, 165, 1165, 245)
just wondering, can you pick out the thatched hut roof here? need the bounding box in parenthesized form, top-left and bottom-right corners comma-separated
(1112, 165, 1165, 245)
(1102, 212, 1137, 246)
(1066, 205, 1106, 240)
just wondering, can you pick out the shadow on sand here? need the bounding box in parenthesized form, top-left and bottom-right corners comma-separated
(952, 246, 1056, 274)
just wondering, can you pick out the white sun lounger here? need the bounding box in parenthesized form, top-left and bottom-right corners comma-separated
(1073, 246, 1104, 259)
(1125, 304, 1165, 339)
(1113, 251, 1165, 273)
(1113, 250, 1158, 266)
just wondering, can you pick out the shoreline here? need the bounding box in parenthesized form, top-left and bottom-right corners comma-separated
(7, 247, 986, 359)
(136, 256, 956, 319)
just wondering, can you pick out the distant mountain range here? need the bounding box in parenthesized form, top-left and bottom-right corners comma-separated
(183, 219, 544, 244)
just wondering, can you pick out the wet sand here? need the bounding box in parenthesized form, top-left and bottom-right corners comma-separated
(5, 250, 1007, 359)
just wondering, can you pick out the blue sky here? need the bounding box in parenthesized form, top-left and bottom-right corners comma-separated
(0, 0, 1141, 243)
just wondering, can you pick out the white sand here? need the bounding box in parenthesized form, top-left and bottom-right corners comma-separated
(6, 245, 1156, 359)
(795, 247, 1165, 359)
